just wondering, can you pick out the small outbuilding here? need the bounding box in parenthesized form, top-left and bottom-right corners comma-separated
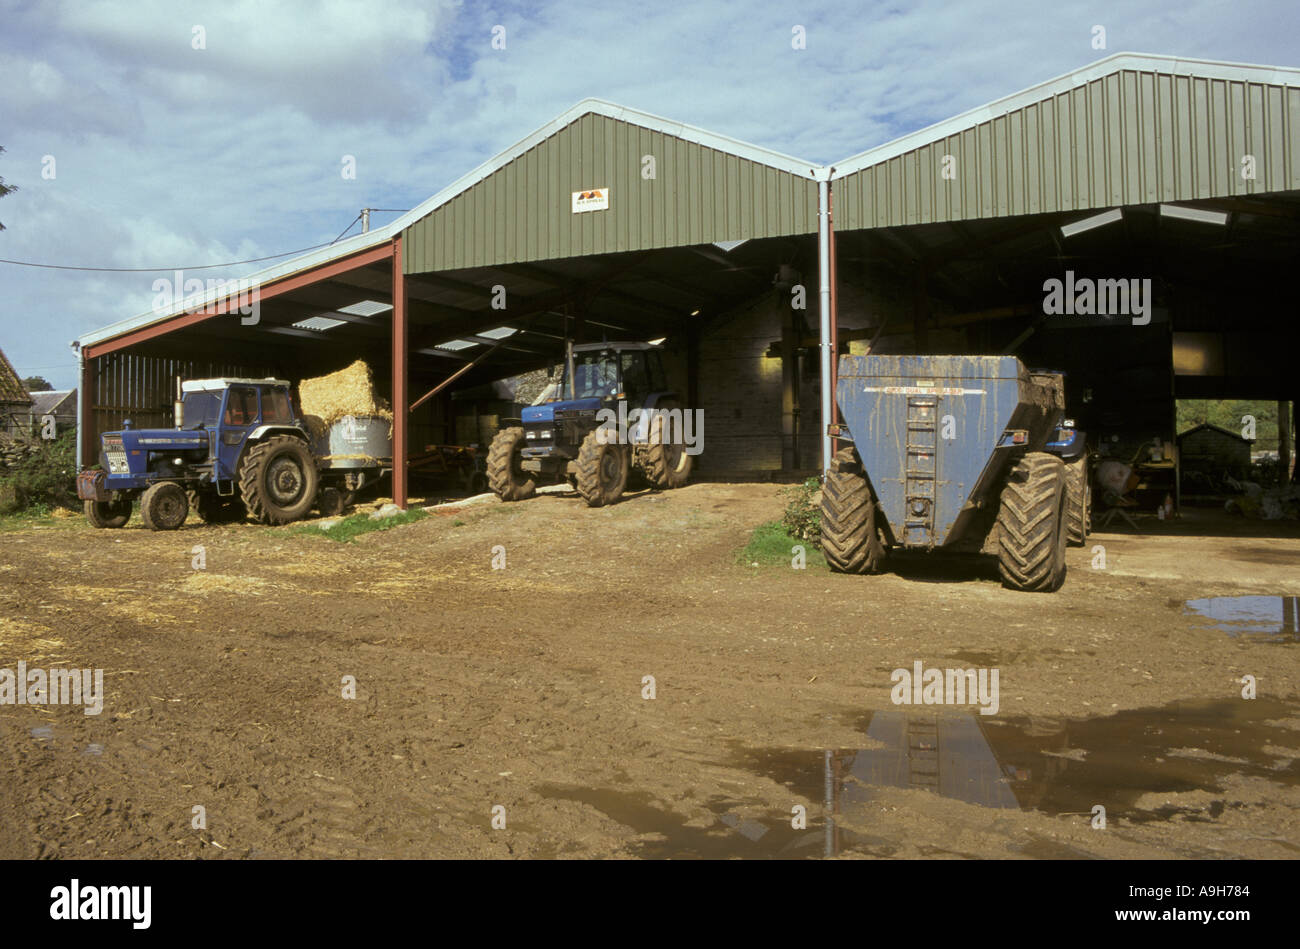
(0, 347, 32, 437)
(27, 389, 77, 435)
(1178, 422, 1252, 471)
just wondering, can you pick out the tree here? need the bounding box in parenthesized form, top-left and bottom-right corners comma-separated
(22, 376, 54, 392)
(0, 145, 15, 231)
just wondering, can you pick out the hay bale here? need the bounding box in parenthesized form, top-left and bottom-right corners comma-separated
(299, 361, 392, 425)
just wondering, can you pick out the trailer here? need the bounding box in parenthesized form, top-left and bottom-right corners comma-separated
(821, 355, 1088, 592)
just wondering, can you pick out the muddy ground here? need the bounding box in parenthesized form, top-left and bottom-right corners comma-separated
(0, 483, 1297, 859)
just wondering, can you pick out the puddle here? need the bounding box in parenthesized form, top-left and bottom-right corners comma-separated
(29, 726, 53, 741)
(542, 698, 1300, 858)
(740, 700, 1299, 839)
(1184, 595, 1300, 640)
(81, 743, 104, 757)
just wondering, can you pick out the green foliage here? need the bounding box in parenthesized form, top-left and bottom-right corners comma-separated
(291, 507, 429, 542)
(780, 476, 822, 545)
(0, 502, 54, 531)
(0, 431, 77, 512)
(1177, 399, 1291, 451)
(21, 376, 54, 392)
(738, 520, 825, 567)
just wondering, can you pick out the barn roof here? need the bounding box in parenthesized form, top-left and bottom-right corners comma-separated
(832, 52, 1300, 231)
(78, 97, 820, 353)
(1177, 422, 1252, 443)
(28, 389, 76, 416)
(0, 347, 31, 405)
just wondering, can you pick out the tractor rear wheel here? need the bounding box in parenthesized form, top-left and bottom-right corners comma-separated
(820, 447, 886, 574)
(576, 428, 628, 507)
(1064, 454, 1091, 546)
(996, 452, 1068, 592)
(643, 403, 693, 489)
(84, 498, 132, 529)
(487, 427, 536, 502)
(187, 489, 245, 524)
(140, 482, 189, 531)
(239, 435, 319, 525)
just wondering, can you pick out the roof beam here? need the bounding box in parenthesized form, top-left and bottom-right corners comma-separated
(84, 242, 396, 359)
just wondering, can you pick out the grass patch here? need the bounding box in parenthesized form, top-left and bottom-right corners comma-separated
(0, 503, 83, 533)
(291, 507, 429, 542)
(737, 520, 825, 568)
(0, 504, 52, 532)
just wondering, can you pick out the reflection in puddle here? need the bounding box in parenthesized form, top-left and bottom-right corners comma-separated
(543, 698, 1299, 859)
(1185, 595, 1299, 640)
(746, 699, 1300, 856)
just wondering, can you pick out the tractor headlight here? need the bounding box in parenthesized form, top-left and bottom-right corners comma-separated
(525, 431, 536, 439)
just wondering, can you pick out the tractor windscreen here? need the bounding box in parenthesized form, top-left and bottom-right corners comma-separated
(181, 391, 223, 429)
(568, 354, 620, 399)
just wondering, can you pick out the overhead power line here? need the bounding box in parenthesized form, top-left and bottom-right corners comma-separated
(0, 241, 337, 273)
(0, 208, 412, 273)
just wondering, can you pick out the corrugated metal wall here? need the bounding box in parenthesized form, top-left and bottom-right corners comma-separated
(835, 69, 1300, 230)
(402, 113, 819, 273)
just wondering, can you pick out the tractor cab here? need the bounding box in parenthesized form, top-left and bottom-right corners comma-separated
(561, 342, 668, 404)
(175, 379, 304, 483)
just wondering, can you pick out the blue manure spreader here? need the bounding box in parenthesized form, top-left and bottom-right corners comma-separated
(821, 355, 1089, 592)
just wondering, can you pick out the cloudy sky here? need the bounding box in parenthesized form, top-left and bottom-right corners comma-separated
(1, 0, 1295, 389)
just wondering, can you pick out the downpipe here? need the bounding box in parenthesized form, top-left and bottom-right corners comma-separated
(816, 170, 833, 477)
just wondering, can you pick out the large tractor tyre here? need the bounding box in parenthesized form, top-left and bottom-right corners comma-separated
(487, 427, 536, 502)
(140, 482, 189, 531)
(84, 498, 132, 529)
(643, 403, 693, 489)
(996, 452, 1068, 592)
(187, 490, 246, 525)
(1063, 454, 1091, 546)
(238, 435, 320, 526)
(820, 447, 886, 574)
(575, 429, 629, 508)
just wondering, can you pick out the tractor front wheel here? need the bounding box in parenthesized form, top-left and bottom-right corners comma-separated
(576, 428, 628, 508)
(140, 482, 189, 531)
(239, 435, 320, 525)
(84, 498, 132, 529)
(820, 447, 886, 574)
(487, 427, 536, 502)
(996, 452, 1068, 592)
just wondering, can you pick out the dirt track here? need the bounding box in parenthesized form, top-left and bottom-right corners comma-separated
(1, 483, 1297, 859)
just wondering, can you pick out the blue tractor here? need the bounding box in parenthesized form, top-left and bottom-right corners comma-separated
(821, 355, 1089, 592)
(487, 341, 694, 507)
(77, 377, 320, 530)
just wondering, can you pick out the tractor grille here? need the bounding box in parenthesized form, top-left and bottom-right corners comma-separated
(102, 435, 129, 474)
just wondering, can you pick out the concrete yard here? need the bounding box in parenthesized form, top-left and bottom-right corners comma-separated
(1, 483, 1296, 859)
